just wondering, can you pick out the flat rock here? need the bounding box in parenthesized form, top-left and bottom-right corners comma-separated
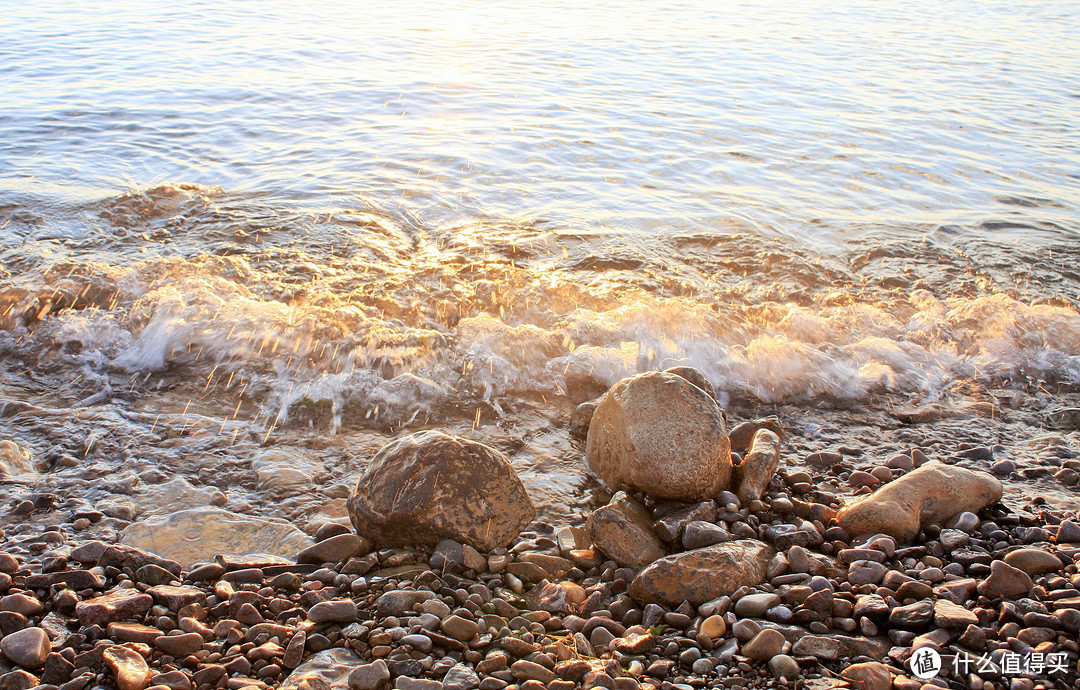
(586, 492, 666, 568)
(840, 662, 891, 690)
(76, 589, 153, 627)
(121, 507, 313, 568)
(933, 600, 978, 629)
(585, 371, 732, 501)
(836, 461, 1002, 543)
(297, 534, 372, 565)
(348, 431, 535, 551)
(280, 648, 360, 690)
(736, 429, 781, 504)
(629, 539, 773, 606)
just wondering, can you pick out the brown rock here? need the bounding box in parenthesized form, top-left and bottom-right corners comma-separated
(1003, 548, 1063, 576)
(586, 492, 667, 568)
(742, 629, 785, 660)
(154, 633, 204, 658)
(736, 429, 781, 504)
(728, 418, 786, 455)
(103, 645, 152, 690)
(76, 590, 153, 627)
(933, 600, 978, 629)
(836, 461, 1002, 543)
(348, 431, 535, 551)
(840, 662, 891, 690)
(585, 371, 732, 501)
(629, 539, 773, 606)
(296, 534, 372, 565)
(0, 627, 50, 669)
(977, 560, 1033, 599)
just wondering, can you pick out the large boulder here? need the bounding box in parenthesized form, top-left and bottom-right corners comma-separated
(348, 431, 535, 552)
(836, 461, 1002, 543)
(585, 492, 667, 568)
(629, 539, 774, 606)
(585, 371, 731, 501)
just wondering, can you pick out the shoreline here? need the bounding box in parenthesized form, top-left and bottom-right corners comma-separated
(1, 368, 1078, 690)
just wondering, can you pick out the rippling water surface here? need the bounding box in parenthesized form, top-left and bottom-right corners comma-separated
(1, 0, 1079, 520)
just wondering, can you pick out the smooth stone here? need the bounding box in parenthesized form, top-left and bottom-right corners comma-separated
(682, 520, 730, 549)
(441, 615, 479, 642)
(103, 645, 153, 690)
(1003, 548, 1063, 576)
(121, 507, 312, 568)
(308, 600, 357, 624)
(348, 431, 535, 551)
(734, 593, 780, 619)
(768, 654, 800, 680)
(977, 560, 1033, 599)
(154, 633, 204, 657)
(835, 461, 1002, 543)
(791, 635, 840, 661)
(742, 628, 785, 660)
(699, 615, 726, 639)
(1058, 521, 1080, 543)
(0, 627, 50, 669)
(347, 660, 390, 690)
(586, 492, 667, 568)
(630, 540, 774, 606)
(297, 534, 372, 565)
(586, 371, 732, 501)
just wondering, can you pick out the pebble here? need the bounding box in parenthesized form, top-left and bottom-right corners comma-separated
(741, 628, 786, 660)
(768, 653, 800, 679)
(0, 626, 50, 669)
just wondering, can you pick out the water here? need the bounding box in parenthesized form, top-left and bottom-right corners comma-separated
(1, 0, 1079, 521)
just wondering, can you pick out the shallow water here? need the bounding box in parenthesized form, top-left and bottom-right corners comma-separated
(1, 1, 1079, 523)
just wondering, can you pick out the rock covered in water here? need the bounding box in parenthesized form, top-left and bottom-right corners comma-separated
(348, 431, 535, 551)
(629, 539, 773, 606)
(835, 461, 1002, 543)
(736, 429, 781, 504)
(0, 440, 34, 480)
(121, 507, 313, 568)
(585, 491, 666, 568)
(585, 371, 732, 501)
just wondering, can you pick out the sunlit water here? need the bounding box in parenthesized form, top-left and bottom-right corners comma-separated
(1, 0, 1079, 521)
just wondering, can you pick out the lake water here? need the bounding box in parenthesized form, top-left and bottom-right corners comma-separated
(1, 0, 1079, 518)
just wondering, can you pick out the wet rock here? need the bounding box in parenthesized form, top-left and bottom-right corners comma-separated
(76, 589, 153, 627)
(681, 520, 730, 549)
(791, 636, 840, 661)
(629, 539, 773, 606)
(836, 461, 1002, 543)
(375, 590, 436, 618)
(1057, 520, 1080, 543)
(0, 627, 50, 669)
(840, 662, 891, 690)
(103, 645, 153, 690)
(736, 430, 781, 504)
(279, 648, 360, 690)
(441, 664, 479, 690)
(297, 534, 372, 565)
(99, 545, 182, 576)
(734, 593, 780, 618)
(121, 507, 313, 568)
(585, 371, 732, 501)
(348, 431, 535, 551)
(0, 441, 34, 480)
(977, 560, 1033, 599)
(586, 492, 666, 568)
(1003, 548, 1062, 575)
(569, 401, 598, 443)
